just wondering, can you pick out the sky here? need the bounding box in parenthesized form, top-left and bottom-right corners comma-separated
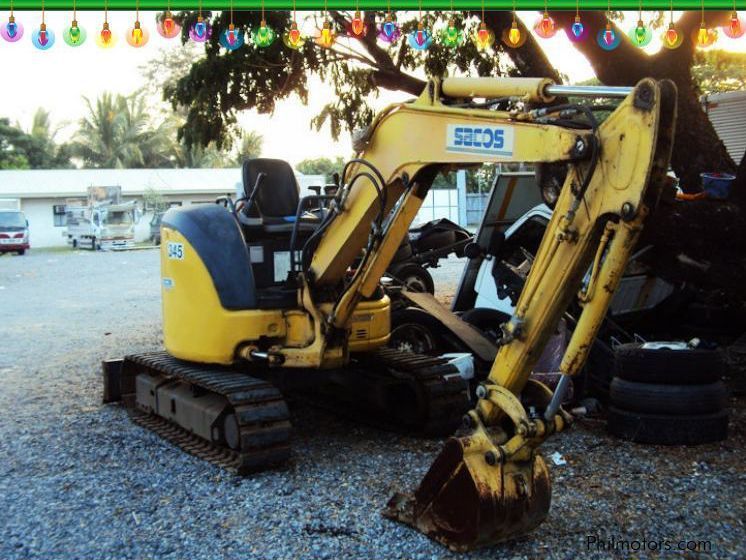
(2, 10, 745, 166)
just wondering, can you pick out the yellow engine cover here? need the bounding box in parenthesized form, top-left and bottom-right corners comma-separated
(160, 226, 391, 366)
(160, 227, 287, 365)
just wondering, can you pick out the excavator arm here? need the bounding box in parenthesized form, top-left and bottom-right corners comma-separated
(306, 77, 677, 549)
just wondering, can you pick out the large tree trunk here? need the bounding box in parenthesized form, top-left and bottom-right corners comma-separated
(550, 11, 736, 188)
(543, 11, 746, 303)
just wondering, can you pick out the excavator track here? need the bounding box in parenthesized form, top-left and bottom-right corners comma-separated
(324, 348, 470, 436)
(120, 351, 291, 475)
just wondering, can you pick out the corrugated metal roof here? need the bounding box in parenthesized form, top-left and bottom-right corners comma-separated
(0, 168, 323, 199)
(702, 91, 746, 163)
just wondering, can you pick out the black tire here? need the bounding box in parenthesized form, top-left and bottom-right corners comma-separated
(72, 239, 78, 249)
(615, 343, 723, 384)
(389, 307, 445, 355)
(16, 249, 25, 255)
(609, 378, 728, 416)
(460, 308, 510, 344)
(607, 406, 728, 445)
(389, 263, 435, 294)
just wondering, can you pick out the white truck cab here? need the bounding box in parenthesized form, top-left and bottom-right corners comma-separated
(66, 201, 138, 251)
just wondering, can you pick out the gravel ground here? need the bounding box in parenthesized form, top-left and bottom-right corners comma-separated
(1, 249, 745, 560)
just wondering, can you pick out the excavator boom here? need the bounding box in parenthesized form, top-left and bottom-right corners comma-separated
(372, 79, 677, 549)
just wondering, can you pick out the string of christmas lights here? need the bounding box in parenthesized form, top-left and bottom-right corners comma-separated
(2, 6, 744, 51)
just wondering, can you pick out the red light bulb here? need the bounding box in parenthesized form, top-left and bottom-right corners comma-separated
(350, 11, 365, 37)
(666, 26, 678, 45)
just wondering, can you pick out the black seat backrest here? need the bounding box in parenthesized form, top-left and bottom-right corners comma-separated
(242, 158, 300, 218)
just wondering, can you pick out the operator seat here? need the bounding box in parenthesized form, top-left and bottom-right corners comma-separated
(240, 158, 319, 236)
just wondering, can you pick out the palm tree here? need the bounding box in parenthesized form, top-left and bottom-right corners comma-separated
(72, 92, 176, 169)
(233, 131, 264, 166)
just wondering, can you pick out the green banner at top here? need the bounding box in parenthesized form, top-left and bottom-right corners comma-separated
(2, 1, 742, 9)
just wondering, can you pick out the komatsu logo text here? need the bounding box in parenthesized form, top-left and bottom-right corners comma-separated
(446, 125, 514, 157)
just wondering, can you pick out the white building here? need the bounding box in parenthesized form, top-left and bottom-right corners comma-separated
(702, 90, 746, 164)
(0, 168, 325, 248)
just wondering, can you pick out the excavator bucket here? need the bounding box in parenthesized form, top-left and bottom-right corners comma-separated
(384, 435, 551, 551)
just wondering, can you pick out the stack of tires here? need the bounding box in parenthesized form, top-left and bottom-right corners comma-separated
(608, 343, 729, 445)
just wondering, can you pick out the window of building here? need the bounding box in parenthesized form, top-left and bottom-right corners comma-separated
(53, 204, 67, 227)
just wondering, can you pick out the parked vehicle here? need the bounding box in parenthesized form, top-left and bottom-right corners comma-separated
(0, 209, 30, 255)
(390, 198, 680, 399)
(387, 218, 472, 294)
(65, 187, 138, 251)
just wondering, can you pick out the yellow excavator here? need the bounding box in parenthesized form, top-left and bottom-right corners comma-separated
(103, 76, 676, 551)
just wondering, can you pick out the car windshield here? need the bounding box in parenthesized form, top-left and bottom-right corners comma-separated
(0, 211, 26, 228)
(106, 211, 133, 225)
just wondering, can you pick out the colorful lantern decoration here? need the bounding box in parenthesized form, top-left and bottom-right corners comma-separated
(628, 6, 652, 48)
(189, 17, 210, 42)
(723, 7, 744, 39)
(96, 21, 116, 47)
(661, 21, 682, 49)
(407, 1, 431, 51)
(661, 4, 682, 50)
(597, 19, 620, 51)
(32, 23, 55, 49)
(126, 21, 149, 47)
(284, 1, 305, 49)
(220, 23, 244, 50)
(250, 1, 276, 47)
(502, 10, 526, 48)
(473, 21, 495, 51)
(378, 11, 400, 43)
(694, 2, 718, 48)
(534, 8, 556, 39)
(63, 21, 86, 46)
(1, 2, 24, 43)
(408, 21, 432, 51)
(63, 4, 86, 48)
(190, 0, 211, 43)
(566, 1, 586, 42)
(694, 21, 718, 48)
(126, 4, 150, 48)
(283, 20, 305, 49)
(96, 0, 116, 48)
(252, 20, 276, 47)
(32, 23, 54, 49)
(568, 15, 587, 42)
(157, 8, 181, 39)
(440, 19, 464, 48)
(315, 19, 337, 48)
(31, 0, 54, 50)
(563, 1, 583, 42)
(347, 10, 367, 38)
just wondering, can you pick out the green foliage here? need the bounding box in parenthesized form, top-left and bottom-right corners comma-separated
(233, 131, 264, 165)
(72, 92, 176, 169)
(692, 50, 746, 94)
(71, 90, 264, 169)
(168, 10, 513, 148)
(0, 110, 72, 170)
(142, 187, 168, 213)
(296, 157, 345, 180)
